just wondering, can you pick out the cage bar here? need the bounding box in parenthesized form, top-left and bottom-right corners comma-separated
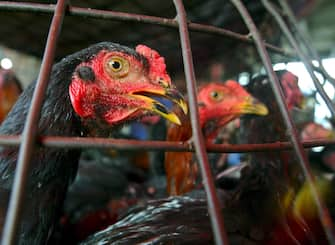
(0, 135, 335, 152)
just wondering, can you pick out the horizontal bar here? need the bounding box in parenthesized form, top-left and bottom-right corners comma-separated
(0, 135, 334, 152)
(0, 1, 295, 57)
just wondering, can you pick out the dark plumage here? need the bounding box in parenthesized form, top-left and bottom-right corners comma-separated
(231, 70, 306, 243)
(81, 195, 214, 245)
(0, 42, 186, 244)
(238, 70, 304, 192)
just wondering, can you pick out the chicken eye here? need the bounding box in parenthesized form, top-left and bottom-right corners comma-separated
(109, 59, 122, 71)
(106, 56, 129, 77)
(210, 90, 223, 101)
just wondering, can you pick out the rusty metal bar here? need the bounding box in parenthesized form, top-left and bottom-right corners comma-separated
(206, 140, 335, 153)
(278, 0, 335, 86)
(31, 138, 335, 152)
(262, 0, 335, 118)
(231, 0, 335, 244)
(173, 1, 228, 244)
(1, 135, 335, 153)
(0, 1, 295, 58)
(0, 0, 69, 244)
(38, 137, 335, 153)
(0, 1, 54, 13)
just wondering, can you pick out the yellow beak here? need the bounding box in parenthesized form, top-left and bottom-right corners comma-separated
(129, 87, 188, 125)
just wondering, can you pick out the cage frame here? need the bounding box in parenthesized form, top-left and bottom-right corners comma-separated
(0, 0, 334, 244)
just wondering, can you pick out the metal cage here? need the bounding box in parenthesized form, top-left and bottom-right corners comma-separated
(0, 0, 335, 244)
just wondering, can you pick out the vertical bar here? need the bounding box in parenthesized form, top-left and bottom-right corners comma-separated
(1, 0, 68, 244)
(261, 0, 335, 118)
(173, 0, 229, 244)
(230, 1, 335, 244)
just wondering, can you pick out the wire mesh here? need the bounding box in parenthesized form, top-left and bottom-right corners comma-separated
(0, 1, 334, 245)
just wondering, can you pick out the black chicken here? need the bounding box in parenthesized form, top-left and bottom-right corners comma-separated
(232, 70, 309, 243)
(0, 42, 187, 244)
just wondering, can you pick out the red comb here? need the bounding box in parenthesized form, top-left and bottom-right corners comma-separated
(136, 45, 169, 81)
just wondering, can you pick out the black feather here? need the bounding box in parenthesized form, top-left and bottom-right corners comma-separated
(0, 42, 142, 244)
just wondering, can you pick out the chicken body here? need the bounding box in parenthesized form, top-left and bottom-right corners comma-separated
(232, 70, 307, 243)
(0, 42, 186, 244)
(81, 195, 214, 245)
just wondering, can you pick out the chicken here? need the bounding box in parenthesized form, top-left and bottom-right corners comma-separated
(240, 70, 303, 143)
(165, 80, 268, 195)
(230, 70, 307, 243)
(0, 68, 22, 123)
(237, 70, 303, 184)
(0, 42, 187, 244)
